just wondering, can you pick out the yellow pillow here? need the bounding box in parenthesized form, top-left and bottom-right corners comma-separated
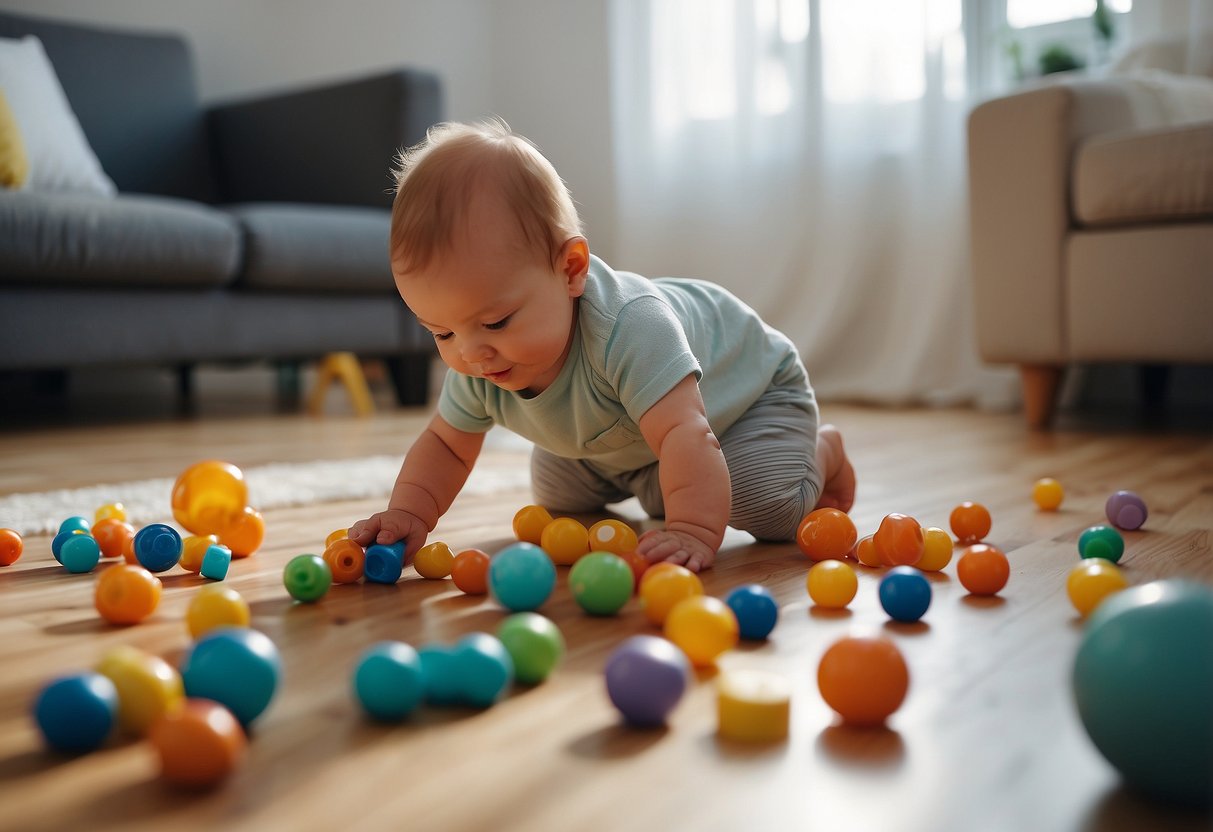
(0, 88, 30, 188)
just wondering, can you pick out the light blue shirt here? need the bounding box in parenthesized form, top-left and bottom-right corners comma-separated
(439, 256, 809, 474)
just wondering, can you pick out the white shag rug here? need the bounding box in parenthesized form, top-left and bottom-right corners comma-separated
(0, 453, 533, 537)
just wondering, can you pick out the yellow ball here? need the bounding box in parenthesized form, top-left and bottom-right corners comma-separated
(513, 504, 553, 545)
(1066, 560, 1128, 617)
(95, 645, 184, 735)
(1033, 478, 1065, 511)
(180, 534, 221, 573)
(186, 584, 251, 639)
(325, 527, 349, 547)
(414, 541, 455, 579)
(640, 564, 703, 625)
(917, 527, 955, 572)
(540, 517, 590, 566)
(587, 519, 639, 556)
(664, 595, 739, 667)
(806, 559, 858, 608)
(95, 502, 127, 523)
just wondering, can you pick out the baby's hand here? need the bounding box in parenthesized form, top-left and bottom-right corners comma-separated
(636, 529, 716, 573)
(348, 509, 429, 560)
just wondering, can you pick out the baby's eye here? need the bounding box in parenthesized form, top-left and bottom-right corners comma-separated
(484, 315, 512, 331)
(433, 332, 453, 342)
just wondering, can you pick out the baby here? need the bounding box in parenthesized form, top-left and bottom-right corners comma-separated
(350, 120, 855, 572)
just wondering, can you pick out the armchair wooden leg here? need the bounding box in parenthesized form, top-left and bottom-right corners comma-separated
(307, 352, 374, 417)
(1020, 364, 1064, 429)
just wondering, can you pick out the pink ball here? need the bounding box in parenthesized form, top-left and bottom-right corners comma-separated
(1105, 490, 1147, 531)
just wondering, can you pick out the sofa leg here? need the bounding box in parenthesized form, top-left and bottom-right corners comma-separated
(385, 353, 432, 407)
(175, 364, 195, 407)
(1020, 364, 1063, 429)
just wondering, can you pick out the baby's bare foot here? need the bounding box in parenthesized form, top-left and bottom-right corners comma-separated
(815, 424, 856, 513)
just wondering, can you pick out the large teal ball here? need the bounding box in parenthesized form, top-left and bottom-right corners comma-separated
(352, 641, 424, 721)
(1072, 579, 1213, 806)
(569, 551, 634, 616)
(489, 543, 556, 612)
(181, 627, 282, 726)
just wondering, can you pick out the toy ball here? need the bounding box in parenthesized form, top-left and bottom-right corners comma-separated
(587, 519, 639, 557)
(569, 551, 635, 616)
(451, 548, 491, 595)
(414, 541, 455, 579)
(283, 554, 332, 602)
(956, 544, 1010, 596)
(873, 513, 925, 567)
(1078, 524, 1125, 564)
(323, 538, 366, 584)
(817, 635, 909, 727)
(352, 641, 425, 721)
(33, 672, 118, 752)
(489, 542, 556, 612)
(852, 534, 881, 568)
(325, 527, 349, 547)
(451, 633, 515, 708)
(91, 518, 135, 559)
(171, 460, 248, 536)
(664, 595, 739, 667)
(95, 645, 183, 736)
(725, 584, 779, 639)
(187, 585, 250, 639)
(512, 504, 553, 545)
(1072, 580, 1213, 807)
(216, 506, 265, 559)
(539, 517, 590, 566)
(949, 501, 992, 544)
(1066, 560, 1128, 618)
(0, 527, 23, 566)
(878, 566, 932, 623)
(604, 635, 691, 727)
(916, 527, 954, 572)
(364, 541, 405, 584)
(58, 516, 92, 535)
(60, 533, 101, 573)
(180, 627, 281, 726)
(418, 644, 462, 705)
(639, 563, 704, 625)
(796, 508, 857, 561)
(94, 502, 127, 523)
(51, 529, 81, 562)
(1105, 490, 1147, 531)
(621, 550, 651, 591)
(1032, 478, 1064, 511)
(133, 523, 182, 573)
(807, 560, 858, 610)
(94, 563, 162, 625)
(497, 612, 565, 685)
(149, 698, 246, 788)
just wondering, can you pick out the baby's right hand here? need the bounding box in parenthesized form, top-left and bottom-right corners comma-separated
(348, 509, 429, 559)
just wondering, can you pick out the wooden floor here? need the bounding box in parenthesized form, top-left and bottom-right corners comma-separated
(0, 399, 1210, 832)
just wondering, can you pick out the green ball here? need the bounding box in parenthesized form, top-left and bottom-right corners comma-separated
(283, 554, 332, 603)
(1078, 524, 1124, 563)
(568, 551, 635, 616)
(496, 612, 564, 685)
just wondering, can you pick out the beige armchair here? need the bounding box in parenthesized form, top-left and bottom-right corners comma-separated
(967, 36, 1213, 427)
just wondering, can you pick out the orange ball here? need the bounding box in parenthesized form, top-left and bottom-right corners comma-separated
(873, 513, 924, 567)
(950, 501, 992, 544)
(121, 533, 138, 564)
(171, 460, 248, 536)
(852, 534, 881, 568)
(796, 508, 858, 562)
(150, 699, 246, 787)
(956, 544, 1010, 596)
(621, 549, 651, 593)
(817, 636, 909, 727)
(0, 528, 23, 566)
(323, 538, 365, 584)
(540, 517, 590, 566)
(513, 505, 553, 545)
(95, 564, 163, 625)
(639, 563, 703, 625)
(451, 548, 491, 595)
(92, 518, 136, 559)
(587, 519, 639, 557)
(217, 506, 265, 558)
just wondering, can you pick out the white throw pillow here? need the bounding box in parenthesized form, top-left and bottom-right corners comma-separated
(0, 34, 116, 195)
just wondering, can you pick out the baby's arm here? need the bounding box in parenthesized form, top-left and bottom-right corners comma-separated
(635, 374, 730, 571)
(348, 413, 485, 559)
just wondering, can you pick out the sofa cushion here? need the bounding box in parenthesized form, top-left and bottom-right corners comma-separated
(224, 203, 394, 293)
(0, 191, 241, 287)
(1074, 121, 1213, 226)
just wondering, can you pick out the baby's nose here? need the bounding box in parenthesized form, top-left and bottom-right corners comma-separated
(461, 340, 494, 364)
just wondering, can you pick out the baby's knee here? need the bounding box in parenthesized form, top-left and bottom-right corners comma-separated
(730, 481, 820, 542)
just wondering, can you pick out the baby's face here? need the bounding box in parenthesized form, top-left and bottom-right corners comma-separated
(396, 196, 584, 396)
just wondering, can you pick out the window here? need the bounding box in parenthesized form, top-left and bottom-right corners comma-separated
(1006, 0, 1130, 29)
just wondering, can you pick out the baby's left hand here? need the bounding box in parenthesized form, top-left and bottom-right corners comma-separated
(636, 528, 716, 573)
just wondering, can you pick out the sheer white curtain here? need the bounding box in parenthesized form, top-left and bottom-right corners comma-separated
(609, 0, 1014, 405)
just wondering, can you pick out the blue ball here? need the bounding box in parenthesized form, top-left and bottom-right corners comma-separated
(418, 644, 462, 705)
(725, 584, 779, 640)
(352, 641, 425, 721)
(489, 543, 556, 612)
(879, 566, 932, 623)
(33, 672, 118, 753)
(181, 627, 281, 726)
(452, 633, 515, 708)
(132, 523, 182, 573)
(58, 516, 91, 535)
(365, 542, 405, 584)
(59, 534, 100, 573)
(51, 530, 78, 562)
(1073, 579, 1213, 807)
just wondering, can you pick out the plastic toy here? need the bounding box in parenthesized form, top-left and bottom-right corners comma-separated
(132, 523, 182, 573)
(91, 518, 134, 559)
(283, 554, 331, 602)
(179, 535, 218, 573)
(1032, 478, 1064, 511)
(1066, 560, 1127, 617)
(956, 544, 1010, 596)
(149, 699, 246, 787)
(1072, 580, 1213, 806)
(0, 528, 22, 566)
(725, 584, 779, 639)
(58, 516, 91, 535)
(916, 527, 954, 572)
(451, 548, 491, 594)
(717, 669, 791, 743)
(817, 636, 909, 727)
(180, 627, 281, 726)
(32, 672, 118, 752)
(323, 538, 366, 584)
(604, 635, 691, 727)
(352, 641, 425, 721)
(51, 529, 81, 562)
(807, 559, 858, 609)
(879, 566, 932, 623)
(325, 527, 349, 547)
(496, 612, 565, 684)
(451, 633, 515, 708)
(796, 508, 857, 562)
(60, 534, 101, 573)
(94, 502, 127, 523)
(171, 460, 247, 536)
(587, 519, 639, 557)
(639, 563, 704, 625)
(852, 534, 881, 568)
(418, 645, 462, 705)
(187, 585, 250, 638)
(364, 541, 405, 584)
(94, 563, 162, 625)
(664, 596, 739, 667)
(950, 501, 992, 544)
(540, 517, 590, 565)
(569, 551, 635, 615)
(1078, 524, 1125, 564)
(873, 513, 925, 567)
(414, 541, 455, 579)
(1104, 490, 1147, 531)
(200, 544, 232, 581)
(512, 504, 553, 545)
(621, 549, 652, 591)
(216, 506, 264, 558)
(95, 645, 183, 735)
(489, 542, 556, 612)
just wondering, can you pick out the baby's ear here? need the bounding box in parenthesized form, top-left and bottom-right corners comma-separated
(559, 237, 590, 297)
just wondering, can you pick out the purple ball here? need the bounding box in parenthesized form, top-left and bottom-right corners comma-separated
(1105, 490, 1147, 531)
(604, 636, 691, 727)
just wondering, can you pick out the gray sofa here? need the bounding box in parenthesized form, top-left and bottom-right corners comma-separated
(0, 11, 438, 405)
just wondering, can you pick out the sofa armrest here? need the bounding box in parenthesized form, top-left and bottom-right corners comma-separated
(209, 69, 442, 209)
